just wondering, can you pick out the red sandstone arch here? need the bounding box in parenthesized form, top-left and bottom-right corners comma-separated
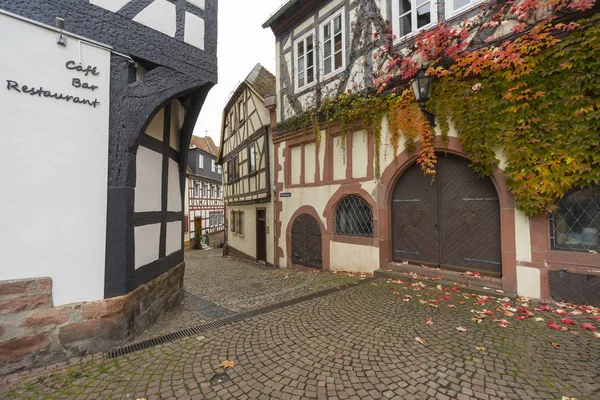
(323, 183, 378, 247)
(376, 136, 518, 292)
(285, 206, 330, 270)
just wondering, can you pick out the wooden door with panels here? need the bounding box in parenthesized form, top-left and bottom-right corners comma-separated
(392, 154, 502, 276)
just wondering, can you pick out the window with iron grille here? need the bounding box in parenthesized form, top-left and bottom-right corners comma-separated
(335, 195, 373, 237)
(550, 186, 600, 252)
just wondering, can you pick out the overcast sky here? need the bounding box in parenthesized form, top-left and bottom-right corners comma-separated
(192, 0, 285, 146)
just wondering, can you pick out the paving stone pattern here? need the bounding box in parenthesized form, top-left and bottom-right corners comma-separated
(1, 276, 599, 400)
(132, 249, 363, 341)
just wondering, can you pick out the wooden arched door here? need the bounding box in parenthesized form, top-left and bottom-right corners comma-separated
(392, 154, 502, 276)
(291, 213, 322, 269)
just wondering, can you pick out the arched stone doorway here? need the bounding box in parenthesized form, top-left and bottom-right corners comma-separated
(291, 213, 323, 269)
(392, 153, 502, 276)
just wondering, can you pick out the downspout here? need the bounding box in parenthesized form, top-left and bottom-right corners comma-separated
(265, 95, 278, 267)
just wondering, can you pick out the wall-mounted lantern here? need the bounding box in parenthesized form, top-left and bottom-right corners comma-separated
(411, 67, 436, 127)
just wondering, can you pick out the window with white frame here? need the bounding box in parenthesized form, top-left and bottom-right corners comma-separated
(392, 0, 436, 40)
(198, 154, 204, 169)
(294, 31, 315, 91)
(446, 0, 481, 16)
(217, 165, 222, 174)
(229, 111, 235, 134)
(217, 185, 221, 198)
(193, 182, 200, 198)
(321, 10, 345, 78)
(211, 185, 216, 199)
(211, 159, 216, 172)
(202, 184, 207, 198)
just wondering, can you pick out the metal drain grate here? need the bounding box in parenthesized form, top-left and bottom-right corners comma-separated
(104, 277, 375, 359)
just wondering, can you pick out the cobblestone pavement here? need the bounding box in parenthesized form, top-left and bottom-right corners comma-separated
(2, 277, 599, 400)
(133, 249, 364, 341)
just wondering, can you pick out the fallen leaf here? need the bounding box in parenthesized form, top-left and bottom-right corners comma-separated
(426, 318, 434, 325)
(586, 315, 600, 322)
(495, 289, 505, 294)
(504, 311, 514, 317)
(534, 317, 545, 322)
(458, 301, 466, 305)
(548, 321, 561, 331)
(561, 318, 576, 326)
(415, 337, 426, 344)
(549, 341, 560, 348)
(447, 304, 456, 308)
(220, 360, 235, 369)
(475, 346, 486, 352)
(581, 323, 597, 331)
(456, 326, 468, 332)
(555, 309, 567, 316)
(539, 305, 552, 311)
(594, 332, 600, 339)
(570, 330, 579, 335)
(562, 397, 577, 400)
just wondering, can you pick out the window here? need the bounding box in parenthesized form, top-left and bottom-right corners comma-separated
(231, 211, 245, 234)
(202, 184, 207, 198)
(446, 0, 482, 16)
(217, 165, 222, 174)
(550, 186, 600, 252)
(229, 111, 235, 134)
(210, 212, 223, 228)
(392, 0, 436, 40)
(211, 185, 216, 199)
(211, 159, 216, 172)
(198, 154, 204, 169)
(321, 10, 345, 78)
(193, 182, 200, 198)
(294, 31, 315, 91)
(217, 185, 221, 198)
(335, 195, 373, 237)
(248, 144, 257, 173)
(238, 101, 244, 124)
(227, 157, 239, 182)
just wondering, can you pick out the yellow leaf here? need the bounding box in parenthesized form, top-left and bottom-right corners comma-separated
(415, 337, 426, 344)
(475, 346, 486, 352)
(220, 360, 235, 369)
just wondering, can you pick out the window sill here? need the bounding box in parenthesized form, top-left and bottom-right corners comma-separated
(445, 0, 486, 24)
(331, 234, 376, 247)
(393, 21, 437, 47)
(322, 66, 346, 82)
(545, 249, 600, 270)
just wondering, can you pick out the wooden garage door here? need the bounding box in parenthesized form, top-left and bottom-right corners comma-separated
(291, 214, 322, 269)
(392, 154, 502, 276)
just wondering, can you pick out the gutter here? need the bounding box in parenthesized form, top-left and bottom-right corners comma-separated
(262, 0, 298, 29)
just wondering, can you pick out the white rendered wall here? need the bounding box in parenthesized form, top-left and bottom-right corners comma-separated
(0, 14, 110, 306)
(135, 147, 163, 212)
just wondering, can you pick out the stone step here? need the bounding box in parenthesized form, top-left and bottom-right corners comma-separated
(376, 263, 516, 298)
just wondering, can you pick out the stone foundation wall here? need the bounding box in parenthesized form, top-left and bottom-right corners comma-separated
(0, 263, 185, 375)
(208, 230, 225, 247)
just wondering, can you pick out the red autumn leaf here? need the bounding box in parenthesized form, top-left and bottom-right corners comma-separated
(554, 309, 567, 316)
(547, 321, 561, 331)
(561, 318, 576, 326)
(452, 286, 461, 292)
(539, 305, 552, 311)
(586, 316, 600, 322)
(515, 315, 528, 320)
(484, 310, 495, 316)
(581, 323, 597, 331)
(444, 295, 451, 301)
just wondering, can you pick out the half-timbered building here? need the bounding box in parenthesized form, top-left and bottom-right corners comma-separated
(263, 0, 600, 303)
(184, 136, 225, 248)
(0, 0, 217, 373)
(217, 64, 276, 264)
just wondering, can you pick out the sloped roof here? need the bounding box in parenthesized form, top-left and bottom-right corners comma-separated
(190, 135, 219, 155)
(246, 63, 276, 98)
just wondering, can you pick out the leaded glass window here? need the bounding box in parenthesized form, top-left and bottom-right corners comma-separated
(335, 195, 373, 237)
(550, 186, 600, 252)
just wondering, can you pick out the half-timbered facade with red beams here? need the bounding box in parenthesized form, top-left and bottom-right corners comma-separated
(184, 136, 225, 248)
(263, 0, 600, 304)
(217, 64, 276, 264)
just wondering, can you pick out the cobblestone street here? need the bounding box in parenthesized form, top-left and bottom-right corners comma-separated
(1, 251, 599, 399)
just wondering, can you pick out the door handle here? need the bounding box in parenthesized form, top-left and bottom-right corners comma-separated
(434, 224, 439, 230)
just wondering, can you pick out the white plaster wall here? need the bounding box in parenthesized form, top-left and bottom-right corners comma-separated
(330, 242, 379, 272)
(166, 221, 182, 256)
(318, 0, 345, 17)
(187, 0, 205, 9)
(167, 159, 182, 212)
(228, 204, 274, 265)
(134, 224, 161, 269)
(135, 146, 163, 212)
(333, 136, 346, 181)
(146, 108, 164, 141)
(304, 143, 316, 183)
(0, 14, 110, 306)
(133, 0, 177, 37)
(293, 16, 316, 36)
(184, 177, 190, 243)
(169, 101, 183, 151)
(352, 130, 368, 178)
(516, 265, 541, 299)
(515, 210, 532, 262)
(91, 0, 131, 13)
(184, 12, 205, 50)
(291, 146, 302, 184)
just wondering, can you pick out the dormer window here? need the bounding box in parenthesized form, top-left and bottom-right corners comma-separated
(198, 154, 204, 169)
(321, 9, 345, 79)
(392, 0, 436, 40)
(294, 31, 315, 92)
